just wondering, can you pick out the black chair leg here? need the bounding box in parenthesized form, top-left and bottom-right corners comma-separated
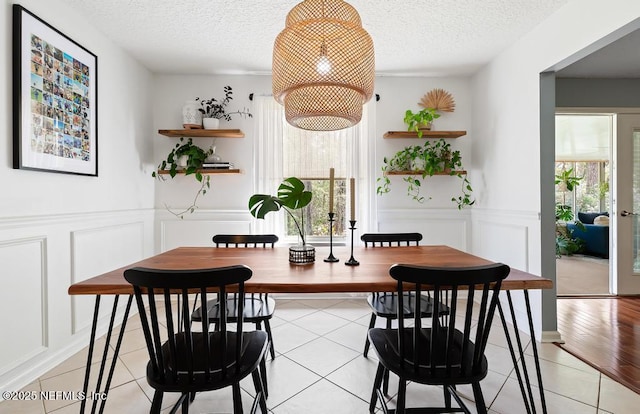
(381, 319, 392, 394)
(260, 355, 269, 398)
(444, 384, 452, 408)
(150, 390, 163, 414)
(232, 383, 243, 414)
(370, 363, 385, 413)
(264, 319, 276, 360)
(472, 382, 488, 414)
(252, 368, 268, 414)
(397, 379, 406, 414)
(363, 313, 377, 357)
(181, 392, 190, 414)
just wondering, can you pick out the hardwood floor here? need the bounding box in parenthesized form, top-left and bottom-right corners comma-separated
(557, 297, 640, 394)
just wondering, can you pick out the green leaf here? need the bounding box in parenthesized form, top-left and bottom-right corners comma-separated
(248, 194, 284, 219)
(277, 177, 312, 209)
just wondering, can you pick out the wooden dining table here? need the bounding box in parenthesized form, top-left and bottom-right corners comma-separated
(69, 245, 552, 413)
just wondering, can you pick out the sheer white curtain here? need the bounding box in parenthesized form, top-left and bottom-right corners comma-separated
(252, 96, 285, 236)
(253, 95, 376, 238)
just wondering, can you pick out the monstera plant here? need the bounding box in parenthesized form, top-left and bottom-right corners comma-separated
(248, 177, 312, 245)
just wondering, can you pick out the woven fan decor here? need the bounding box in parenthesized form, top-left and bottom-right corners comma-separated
(419, 88, 456, 112)
(273, 0, 375, 131)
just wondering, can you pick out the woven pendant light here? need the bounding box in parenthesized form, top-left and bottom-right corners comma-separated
(273, 0, 375, 131)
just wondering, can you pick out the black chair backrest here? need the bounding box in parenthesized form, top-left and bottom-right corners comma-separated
(124, 265, 252, 385)
(389, 263, 510, 379)
(213, 234, 278, 248)
(361, 233, 423, 247)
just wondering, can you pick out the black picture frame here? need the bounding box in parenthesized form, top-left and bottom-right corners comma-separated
(13, 5, 98, 176)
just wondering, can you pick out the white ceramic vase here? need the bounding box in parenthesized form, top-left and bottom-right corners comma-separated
(202, 118, 220, 129)
(206, 146, 222, 163)
(182, 101, 202, 129)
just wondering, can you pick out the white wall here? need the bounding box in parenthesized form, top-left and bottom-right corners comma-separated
(153, 75, 474, 251)
(470, 0, 640, 337)
(0, 0, 155, 392)
(374, 76, 473, 251)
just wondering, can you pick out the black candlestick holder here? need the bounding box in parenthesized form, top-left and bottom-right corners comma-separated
(324, 212, 339, 262)
(345, 219, 359, 266)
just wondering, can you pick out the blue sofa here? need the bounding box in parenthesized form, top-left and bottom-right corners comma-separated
(566, 212, 609, 258)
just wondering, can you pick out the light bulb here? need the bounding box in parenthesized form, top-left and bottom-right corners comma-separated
(316, 55, 331, 75)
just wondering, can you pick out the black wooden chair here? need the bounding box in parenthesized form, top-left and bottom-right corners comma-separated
(124, 265, 268, 414)
(361, 232, 451, 394)
(368, 263, 510, 414)
(361, 233, 433, 358)
(192, 234, 278, 361)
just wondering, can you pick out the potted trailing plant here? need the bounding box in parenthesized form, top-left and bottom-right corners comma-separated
(376, 138, 474, 208)
(555, 167, 585, 256)
(152, 137, 214, 218)
(404, 108, 441, 138)
(196, 85, 252, 129)
(248, 177, 315, 264)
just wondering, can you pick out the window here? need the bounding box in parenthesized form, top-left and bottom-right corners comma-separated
(555, 114, 612, 217)
(253, 96, 374, 243)
(555, 161, 610, 215)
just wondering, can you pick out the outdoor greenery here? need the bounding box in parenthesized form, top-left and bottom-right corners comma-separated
(284, 180, 347, 239)
(196, 85, 252, 120)
(555, 161, 610, 212)
(152, 137, 214, 218)
(377, 138, 474, 208)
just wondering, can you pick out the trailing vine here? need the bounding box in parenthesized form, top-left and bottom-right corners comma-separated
(377, 139, 474, 209)
(152, 137, 214, 218)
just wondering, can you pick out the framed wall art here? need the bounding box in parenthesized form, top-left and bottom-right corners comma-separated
(13, 5, 98, 176)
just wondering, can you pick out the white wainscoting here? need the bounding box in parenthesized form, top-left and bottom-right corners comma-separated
(376, 209, 471, 251)
(0, 237, 46, 377)
(71, 222, 145, 334)
(470, 208, 545, 340)
(157, 210, 254, 252)
(0, 209, 154, 394)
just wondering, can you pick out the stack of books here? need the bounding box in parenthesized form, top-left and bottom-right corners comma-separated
(202, 161, 234, 170)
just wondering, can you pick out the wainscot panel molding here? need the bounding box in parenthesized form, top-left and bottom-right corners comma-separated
(0, 237, 47, 378)
(157, 209, 254, 252)
(71, 222, 145, 334)
(0, 209, 154, 395)
(376, 209, 471, 252)
(470, 208, 544, 341)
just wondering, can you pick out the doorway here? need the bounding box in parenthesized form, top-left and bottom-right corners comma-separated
(554, 113, 612, 296)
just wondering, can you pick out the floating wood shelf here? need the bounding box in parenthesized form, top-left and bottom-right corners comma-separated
(383, 130, 467, 139)
(385, 170, 467, 176)
(158, 129, 244, 138)
(156, 169, 241, 175)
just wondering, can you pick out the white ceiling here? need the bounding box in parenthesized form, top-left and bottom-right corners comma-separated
(58, 0, 570, 76)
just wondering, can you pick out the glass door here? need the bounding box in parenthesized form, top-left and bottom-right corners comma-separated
(613, 114, 640, 294)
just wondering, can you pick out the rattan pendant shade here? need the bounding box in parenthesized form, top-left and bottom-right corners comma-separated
(273, 0, 375, 131)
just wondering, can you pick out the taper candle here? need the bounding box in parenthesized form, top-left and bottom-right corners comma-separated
(350, 177, 355, 220)
(329, 168, 335, 214)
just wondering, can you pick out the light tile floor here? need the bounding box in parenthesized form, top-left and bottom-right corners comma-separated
(2, 297, 640, 413)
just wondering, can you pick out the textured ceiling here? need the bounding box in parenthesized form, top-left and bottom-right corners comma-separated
(57, 0, 570, 76)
